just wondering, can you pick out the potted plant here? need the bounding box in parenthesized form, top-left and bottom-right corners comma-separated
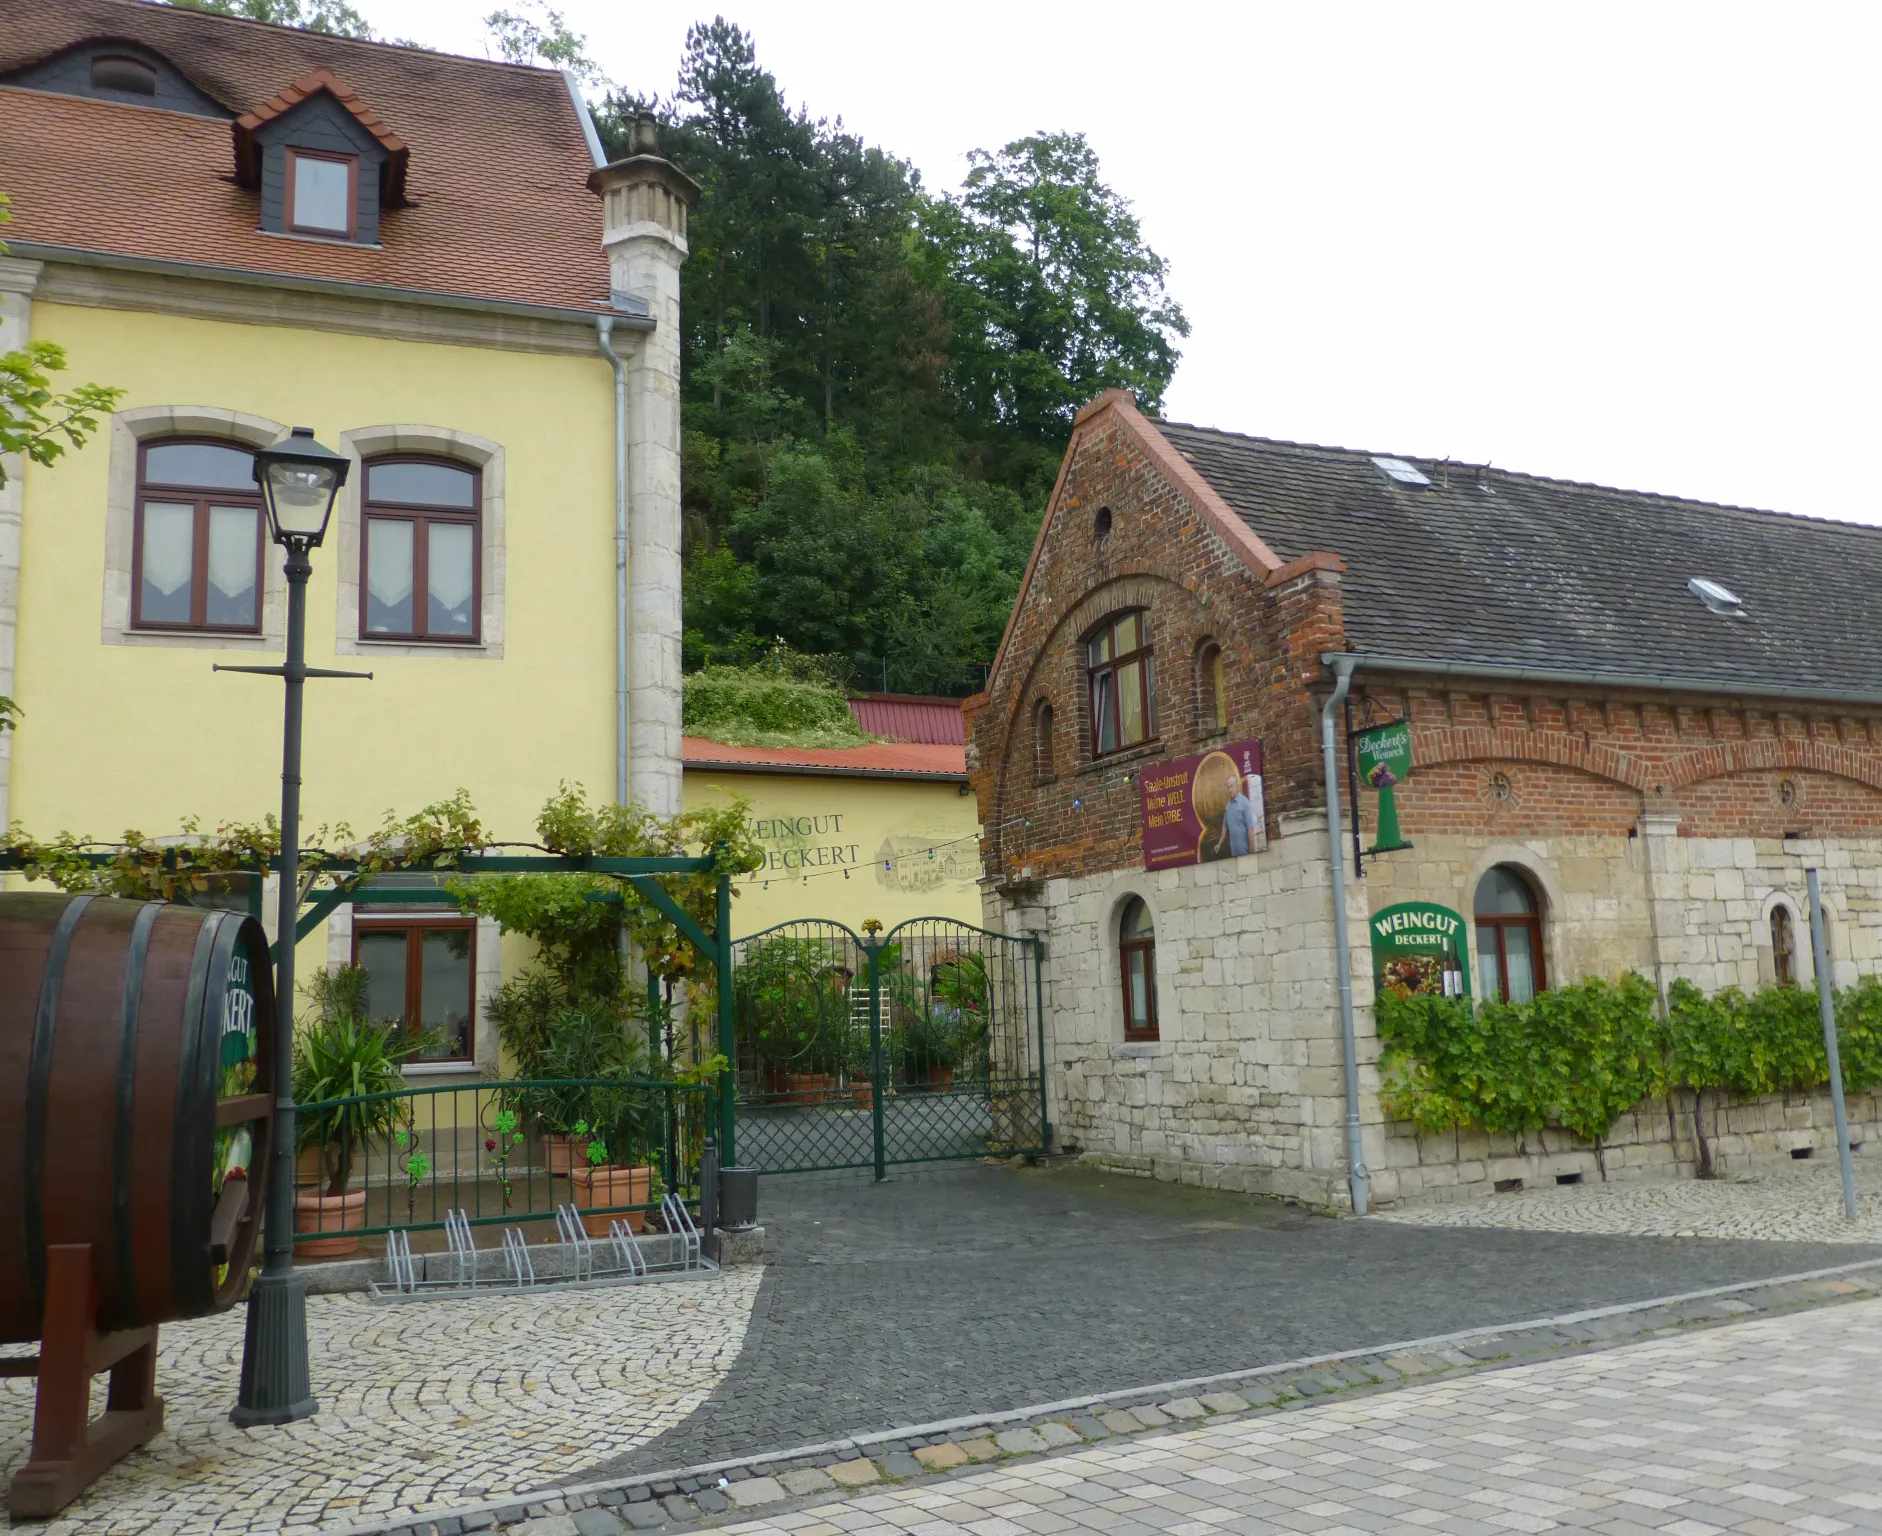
(569, 1085, 663, 1236)
(292, 966, 430, 1258)
(537, 1005, 640, 1174)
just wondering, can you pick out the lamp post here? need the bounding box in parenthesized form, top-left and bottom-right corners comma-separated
(225, 427, 368, 1426)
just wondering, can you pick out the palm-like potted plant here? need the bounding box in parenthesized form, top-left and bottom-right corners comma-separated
(537, 1005, 641, 1174)
(292, 966, 430, 1258)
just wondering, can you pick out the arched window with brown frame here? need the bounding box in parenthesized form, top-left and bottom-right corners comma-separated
(361, 456, 483, 642)
(1119, 897, 1158, 1040)
(1033, 698, 1056, 782)
(1195, 640, 1228, 733)
(1088, 610, 1155, 757)
(131, 439, 264, 633)
(1474, 865, 1545, 1003)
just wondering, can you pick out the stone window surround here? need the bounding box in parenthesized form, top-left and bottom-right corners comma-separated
(102, 405, 291, 651)
(334, 425, 505, 659)
(322, 902, 502, 1074)
(1759, 887, 1841, 988)
(1100, 877, 1176, 1052)
(1462, 844, 1564, 999)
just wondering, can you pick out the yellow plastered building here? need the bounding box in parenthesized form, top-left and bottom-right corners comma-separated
(0, 1, 697, 1078)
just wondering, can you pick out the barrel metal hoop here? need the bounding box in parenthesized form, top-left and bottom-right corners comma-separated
(169, 911, 224, 1317)
(23, 893, 97, 1314)
(111, 902, 165, 1329)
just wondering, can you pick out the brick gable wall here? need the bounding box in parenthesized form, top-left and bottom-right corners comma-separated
(966, 406, 1343, 890)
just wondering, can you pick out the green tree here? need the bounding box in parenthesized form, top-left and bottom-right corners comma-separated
(162, 0, 377, 37)
(483, 1, 603, 81)
(925, 131, 1189, 445)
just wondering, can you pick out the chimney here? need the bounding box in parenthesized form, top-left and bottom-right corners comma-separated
(588, 119, 700, 816)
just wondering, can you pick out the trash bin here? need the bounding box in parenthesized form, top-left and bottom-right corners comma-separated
(718, 1167, 759, 1229)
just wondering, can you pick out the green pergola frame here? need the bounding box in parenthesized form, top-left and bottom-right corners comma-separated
(0, 850, 739, 1163)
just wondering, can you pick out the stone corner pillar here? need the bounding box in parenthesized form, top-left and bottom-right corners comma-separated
(589, 116, 699, 818)
(0, 256, 45, 848)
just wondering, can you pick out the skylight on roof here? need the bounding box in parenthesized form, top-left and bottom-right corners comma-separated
(1688, 577, 1745, 616)
(1371, 456, 1431, 487)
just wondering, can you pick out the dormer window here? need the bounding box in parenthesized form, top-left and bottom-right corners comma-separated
(90, 56, 157, 97)
(288, 150, 357, 237)
(232, 68, 409, 247)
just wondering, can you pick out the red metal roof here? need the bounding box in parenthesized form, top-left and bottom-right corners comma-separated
(846, 694, 966, 745)
(682, 737, 966, 781)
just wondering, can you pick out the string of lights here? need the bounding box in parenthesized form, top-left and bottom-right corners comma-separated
(750, 765, 1147, 888)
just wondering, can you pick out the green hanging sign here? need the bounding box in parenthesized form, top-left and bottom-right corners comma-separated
(1354, 718, 1413, 854)
(1371, 901, 1471, 999)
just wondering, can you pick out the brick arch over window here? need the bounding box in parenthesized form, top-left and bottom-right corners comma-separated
(993, 573, 1189, 773)
(101, 405, 289, 650)
(335, 425, 506, 659)
(1659, 737, 1882, 796)
(1409, 725, 1650, 792)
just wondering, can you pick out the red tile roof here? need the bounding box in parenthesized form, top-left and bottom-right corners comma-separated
(0, 0, 612, 311)
(683, 737, 967, 781)
(846, 694, 967, 745)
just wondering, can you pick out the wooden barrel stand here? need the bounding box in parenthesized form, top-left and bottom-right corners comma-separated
(1, 894, 275, 1518)
(6, 1246, 164, 1519)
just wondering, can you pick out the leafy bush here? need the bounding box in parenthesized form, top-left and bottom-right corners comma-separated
(683, 659, 868, 750)
(1379, 970, 1882, 1154)
(732, 935, 853, 1072)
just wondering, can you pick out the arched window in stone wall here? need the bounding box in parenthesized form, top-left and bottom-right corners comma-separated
(1119, 897, 1158, 1041)
(1771, 905, 1797, 987)
(1475, 865, 1546, 1003)
(1194, 640, 1227, 734)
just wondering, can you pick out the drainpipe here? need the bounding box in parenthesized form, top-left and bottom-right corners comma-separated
(596, 315, 630, 808)
(1319, 655, 1367, 1215)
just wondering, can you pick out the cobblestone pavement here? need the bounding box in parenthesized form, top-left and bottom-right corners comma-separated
(1375, 1159, 1882, 1243)
(0, 1267, 763, 1536)
(589, 1163, 1882, 1479)
(686, 1294, 1882, 1536)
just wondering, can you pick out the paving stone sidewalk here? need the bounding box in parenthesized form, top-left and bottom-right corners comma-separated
(1375, 1158, 1882, 1243)
(635, 1292, 1882, 1536)
(0, 1268, 764, 1536)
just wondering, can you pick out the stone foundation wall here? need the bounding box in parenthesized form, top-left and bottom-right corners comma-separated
(1370, 1086, 1882, 1208)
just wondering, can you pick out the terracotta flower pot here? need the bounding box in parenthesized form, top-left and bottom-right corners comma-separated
(544, 1134, 591, 1177)
(294, 1145, 324, 1189)
(293, 1187, 368, 1258)
(572, 1163, 653, 1237)
(850, 1079, 875, 1108)
(925, 1065, 954, 1092)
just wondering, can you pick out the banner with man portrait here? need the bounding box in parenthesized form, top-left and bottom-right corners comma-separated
(1139, 739, 1267, 871)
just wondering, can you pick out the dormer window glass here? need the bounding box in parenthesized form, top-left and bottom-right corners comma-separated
(288, 150, 356, 237)
(90, 56, 157, 97)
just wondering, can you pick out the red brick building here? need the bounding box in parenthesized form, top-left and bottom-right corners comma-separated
(966, 390, 1882, 1210)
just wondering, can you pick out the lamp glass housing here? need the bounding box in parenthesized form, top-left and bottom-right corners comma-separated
(254, 426, 349, 547)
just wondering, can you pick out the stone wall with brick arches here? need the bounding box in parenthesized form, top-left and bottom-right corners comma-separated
(969, 390, 1882, 1210)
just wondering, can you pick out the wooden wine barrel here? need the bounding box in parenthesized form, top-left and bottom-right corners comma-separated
(0, 893, 275, 1344)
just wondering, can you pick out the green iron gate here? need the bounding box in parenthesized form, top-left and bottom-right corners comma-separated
(730, 917, 1049, 1177)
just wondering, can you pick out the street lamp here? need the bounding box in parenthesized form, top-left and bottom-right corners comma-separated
(226, 426, 366, 1427)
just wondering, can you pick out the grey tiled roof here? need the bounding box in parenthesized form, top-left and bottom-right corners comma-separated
(1158, 420, 1882, 702)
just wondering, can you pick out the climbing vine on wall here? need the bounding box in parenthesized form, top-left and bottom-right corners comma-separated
(1376, 973, 1882, 1149)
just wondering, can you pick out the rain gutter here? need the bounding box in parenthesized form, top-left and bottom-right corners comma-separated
(12, 241, 654, 330)
(1319, 654, 1367, 1216)
(1322, 651, 1882, 709)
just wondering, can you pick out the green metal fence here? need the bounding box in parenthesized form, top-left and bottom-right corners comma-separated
(290, 1076, 714, 1242)
(731, 917, 1049, 1177)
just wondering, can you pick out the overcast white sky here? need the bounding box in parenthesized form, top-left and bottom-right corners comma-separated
(357, 0, 1880, 526)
